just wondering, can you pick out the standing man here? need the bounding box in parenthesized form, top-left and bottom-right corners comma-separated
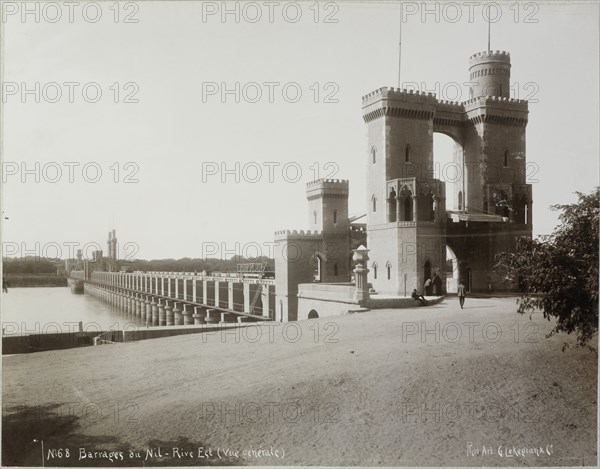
(2, 277, 8, 293)
(424, 277, 432, 296)
(457, 280, 466, 309)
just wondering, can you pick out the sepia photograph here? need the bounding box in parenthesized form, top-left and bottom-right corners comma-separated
(1, 0, 599, 467)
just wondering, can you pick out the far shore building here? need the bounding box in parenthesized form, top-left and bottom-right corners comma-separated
(275, 49, 532, 321)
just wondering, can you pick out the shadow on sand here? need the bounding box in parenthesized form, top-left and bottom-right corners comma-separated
(3, 404, 241, 466)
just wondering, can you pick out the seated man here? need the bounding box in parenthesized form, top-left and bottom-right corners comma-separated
(411, 289, 428, 306)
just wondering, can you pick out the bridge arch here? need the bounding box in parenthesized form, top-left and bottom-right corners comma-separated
(433, 131, 465, 212)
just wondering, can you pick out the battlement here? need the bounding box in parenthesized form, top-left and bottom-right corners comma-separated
(436, 100, 466, 112)
(306, 178, 349, 187)
(274, 229, 324, 241)
(306, 178, 349, 199)
(464, 95, 528, 109)
(362, 87, 438, 107)
(469, 50, 511, 66)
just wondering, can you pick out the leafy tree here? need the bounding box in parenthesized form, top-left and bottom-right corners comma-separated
(495, 188, 599, 349)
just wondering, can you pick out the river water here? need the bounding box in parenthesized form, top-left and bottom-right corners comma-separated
(1, 287, 145, 336)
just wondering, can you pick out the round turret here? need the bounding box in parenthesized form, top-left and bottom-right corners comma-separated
(468, 50, 511, 99)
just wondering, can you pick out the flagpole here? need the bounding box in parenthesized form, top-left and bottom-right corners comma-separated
(398, 2, 402, 88)
(487, 5, 491, 51)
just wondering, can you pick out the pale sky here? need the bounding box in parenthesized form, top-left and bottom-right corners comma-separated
(2, 1, 599, 261)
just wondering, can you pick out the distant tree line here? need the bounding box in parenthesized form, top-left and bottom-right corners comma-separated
(3, 257, 62, 274)
(122, 256, 273, 274)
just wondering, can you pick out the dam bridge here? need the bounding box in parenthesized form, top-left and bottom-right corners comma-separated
(68, 268, 275, 326)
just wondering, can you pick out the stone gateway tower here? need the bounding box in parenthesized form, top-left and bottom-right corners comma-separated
(274, 49, 533, 321)
(362, 50, 532, 294)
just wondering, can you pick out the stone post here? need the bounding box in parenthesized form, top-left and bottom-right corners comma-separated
(353, 245, 370, 303)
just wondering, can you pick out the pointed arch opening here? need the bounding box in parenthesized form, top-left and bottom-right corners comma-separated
(310, 253, 324, 283)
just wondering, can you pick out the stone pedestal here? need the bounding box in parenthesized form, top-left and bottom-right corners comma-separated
(353, 246, 371, 303)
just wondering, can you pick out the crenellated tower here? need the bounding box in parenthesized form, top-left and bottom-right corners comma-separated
(362, 88, 447, 296)
(468, 50, 511, 99)
(362, 49, 532, 294)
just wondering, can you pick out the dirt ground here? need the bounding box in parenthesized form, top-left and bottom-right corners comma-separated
(2, 297, 597, 467)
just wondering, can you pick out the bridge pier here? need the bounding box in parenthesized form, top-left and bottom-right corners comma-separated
(127, 293, 133, 316)
(151, 297, 158, 326)
(173, 302, 183, 326)
(182, 304, 193, 325)
(220, 312, 236, 324)
(165, 301, 174, 326)
(158, 299, 166, 326)
(136, 294, 143, 318)
(205, 309, 219, 324)
(145, 296, 152, 324)
(193, 306, 206, 324)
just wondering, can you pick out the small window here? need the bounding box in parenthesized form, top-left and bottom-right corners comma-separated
(371, 147, 377, 164)
(373, 264, 378, 280)
(387, 263, 391, 280)
(405, 144, 411, 162)
(333, 209, 338, 224)
(313, 210, 317, 224)
(334, 263, 338, 276)
(372, 195, 377, 213)
(504, 150, 509, 167)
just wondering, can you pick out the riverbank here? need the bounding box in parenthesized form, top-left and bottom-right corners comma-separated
(3, 297, 597, 466)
